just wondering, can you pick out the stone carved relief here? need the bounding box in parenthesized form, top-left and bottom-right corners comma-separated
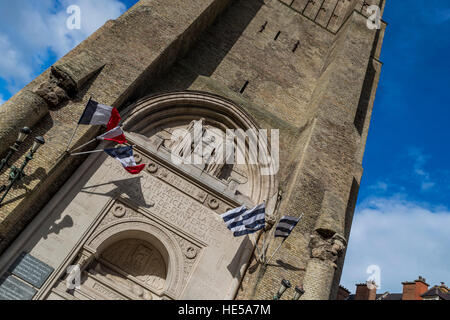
(153, 165, 209, 204)
(134, 153, 143, 164)
(120, 92, 278, 209)
(101, 239, 167, 291)
(147, 162, 158, 174)
(170, 232, 201, 289)
(171, 119, 204, 159)
(103, 151, 228, 215)
(33, 51, 105, 108)
(184, 246, 197, 259)
(112, 203, 127, 218)
(167, 118, 228, 178)
(149, 119, 250, 195)
(98, 203, 140, 228)
(53, 243, 159, 300)
(75, 249, 94, 271)
(79, 199, 204, 299)
(101, 158, 227, 248)
(309, 232, 347, 269)
(34, 73, 70, 108)
(207, 197, 220, 210)
(83, 261, 154, 300)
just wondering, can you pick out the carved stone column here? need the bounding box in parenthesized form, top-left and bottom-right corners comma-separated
(301, 232, 347, 300)
(301, 191, 347, 300)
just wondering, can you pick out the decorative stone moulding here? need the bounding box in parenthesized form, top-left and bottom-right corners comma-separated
(112, 204, 127, 218)
(184, 246, 197, 259)
(207, 198, 220, 210)
(121, 91, 279, 208)
(147, 163, 159, 174)
(134, 153, 143, 164)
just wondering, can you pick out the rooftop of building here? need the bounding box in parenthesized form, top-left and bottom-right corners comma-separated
(341, 277, 450, 300)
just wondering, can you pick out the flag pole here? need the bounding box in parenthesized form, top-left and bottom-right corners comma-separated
(69, 138, 98, 153)
(253, 233, 263, 263)
(71, 144, 136, 156)
(70, 149, 104, 156)
(261, 193, 279, 263)
(65, 125, 80, 152)
(265, 212, 303, 266)
(69, 121, 124, 153)
(260, 211, 268, 262)
(261, 228, 268, 263)
(65, 96, 92, 152)
(266, 238, 286, 266)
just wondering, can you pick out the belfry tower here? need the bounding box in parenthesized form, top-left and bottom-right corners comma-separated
(0, 0, 386, 300)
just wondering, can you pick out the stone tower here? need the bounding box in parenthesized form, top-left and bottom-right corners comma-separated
(0, 0, 386, 300)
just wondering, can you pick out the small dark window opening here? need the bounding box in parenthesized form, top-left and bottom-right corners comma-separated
(259, 21, 268, 33)
(292, 40, 300, 52)
(240, 81, 249, 94)
(274, 31, 281, 41)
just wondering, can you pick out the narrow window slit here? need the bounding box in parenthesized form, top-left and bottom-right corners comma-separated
(292, 40, 300, 52)
(274, 31, 281, 41)
(240, 81, 249, 94)
(259, 21, 268, 33)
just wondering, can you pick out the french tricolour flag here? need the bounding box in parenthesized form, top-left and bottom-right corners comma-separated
(97, 126, 127, 144)
(104, 146, 145, 174)
(78, 99, 121, 130)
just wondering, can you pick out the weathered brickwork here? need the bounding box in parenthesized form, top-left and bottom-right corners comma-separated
(0, 0, 386, 299)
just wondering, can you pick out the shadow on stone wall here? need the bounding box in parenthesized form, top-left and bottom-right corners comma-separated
(123, 0, 265, 106)
(81, 176, 153, 209)
(329, 177, 360, 299)
(227, 235, 253, 279)
(353, 27, 382, 135)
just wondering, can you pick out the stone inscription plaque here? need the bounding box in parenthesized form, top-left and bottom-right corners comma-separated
(0, 275, 37, 300)
(9, 253, 54, 288)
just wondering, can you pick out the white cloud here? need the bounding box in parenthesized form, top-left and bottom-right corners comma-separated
(408, 148, 435, 191)
(0, 35, 34, 90)
(0, 0, 126, 94)
(369, 181, 388, 192)
(341, 196, 450, 293)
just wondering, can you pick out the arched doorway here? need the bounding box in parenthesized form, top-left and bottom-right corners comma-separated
(79, 238, 167, 300)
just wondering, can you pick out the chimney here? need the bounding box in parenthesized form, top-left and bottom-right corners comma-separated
(439, 282, 448, 293)
(355, 281, 377, 300)
(337, 285, 350, 300)
(402, 276, 429, 300)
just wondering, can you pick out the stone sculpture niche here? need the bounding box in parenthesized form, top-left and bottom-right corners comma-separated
(60, 238, 167, 300)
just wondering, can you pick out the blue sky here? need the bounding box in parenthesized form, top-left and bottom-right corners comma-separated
(0, 0, 449, 295)
(342, 0, 450, 294)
